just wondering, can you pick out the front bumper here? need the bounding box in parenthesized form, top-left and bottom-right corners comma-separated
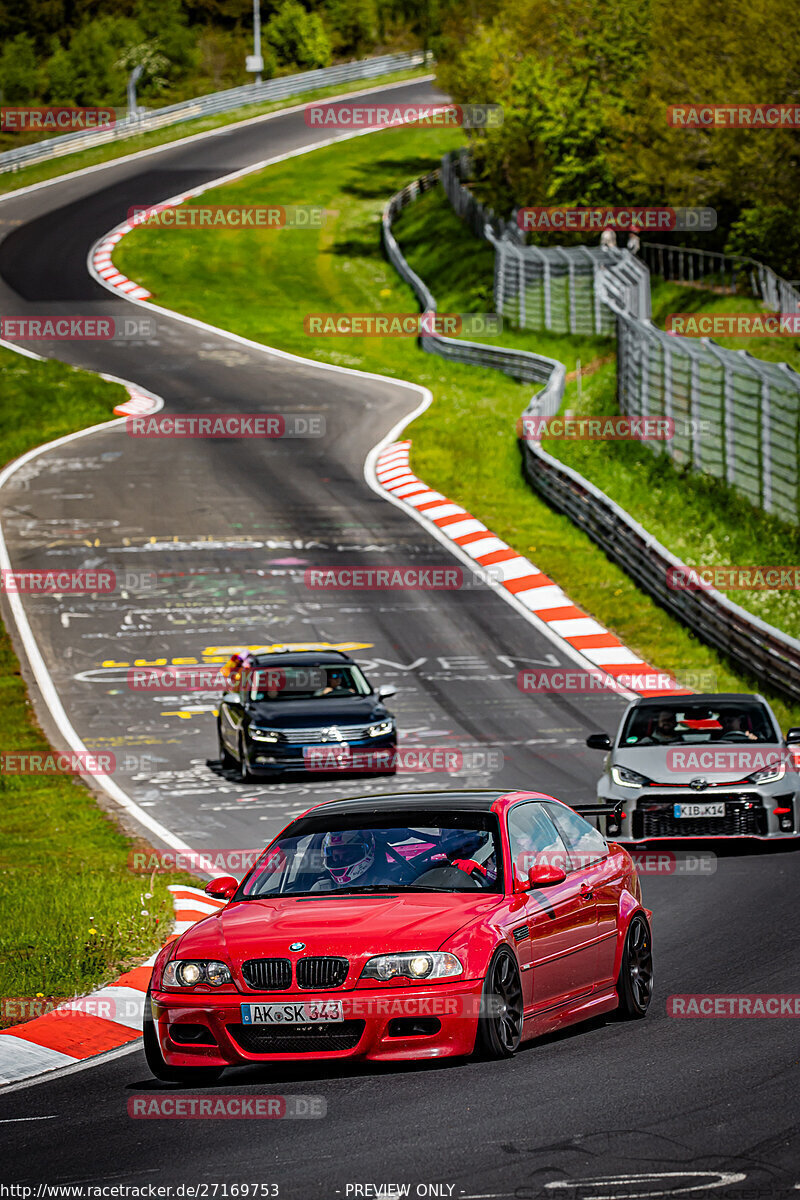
(245, 736, 396, 774)
(595, 778, 800, 840)
(150, 980, 484, 1067)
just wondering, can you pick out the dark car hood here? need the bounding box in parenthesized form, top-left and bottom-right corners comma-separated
(176, 892, 496, 984)
(246, 696, 389, 727)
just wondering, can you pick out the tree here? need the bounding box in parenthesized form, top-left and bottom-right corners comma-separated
(324, 0, 378, 56)
(265, 1, 332, 69)
(0, 32, 37, 102)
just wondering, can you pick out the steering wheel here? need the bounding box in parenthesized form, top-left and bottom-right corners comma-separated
(717, 731, 753, 742)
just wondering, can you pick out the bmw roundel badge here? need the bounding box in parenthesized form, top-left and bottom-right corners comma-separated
(289, 942, 306, 951)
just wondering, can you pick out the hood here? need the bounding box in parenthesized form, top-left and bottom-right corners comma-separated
(613, 742, 788, 785)
(175, 892, 494, 987)
(246, 696, 388, 727)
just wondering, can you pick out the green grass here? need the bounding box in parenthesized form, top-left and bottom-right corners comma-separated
(0, 69, 430, 198)
(650, 278, 800, 372)
(0, 348, 193, 1021)
(114, 126, 800, 731)
(388, 194, 800, 641)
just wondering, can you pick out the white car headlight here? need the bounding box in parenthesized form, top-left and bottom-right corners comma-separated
(611, 765, 649, 789)
(747, 761, 787, 785)
(368, 720, 394, 738)
(250, 727, 279, 743)
(162, 960, 232, 988)
(360, 952, 463, 981)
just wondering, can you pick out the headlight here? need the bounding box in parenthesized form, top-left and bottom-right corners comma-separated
(162, 960, 232, 988)
(368, 720, 394, 738)
(250, 727, 279, 743)
(611, 765, 650, 789)
(360, 952, 463, 981)
(747, 761, 787, 785)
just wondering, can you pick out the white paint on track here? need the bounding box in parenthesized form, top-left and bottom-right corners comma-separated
(0, 420, 191, 851)
(2, 78, 638, 939)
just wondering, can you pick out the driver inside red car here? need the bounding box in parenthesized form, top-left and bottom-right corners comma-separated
(312, 830, 394, 890)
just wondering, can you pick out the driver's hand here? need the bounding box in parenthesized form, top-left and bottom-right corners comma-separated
(451, 858, 487, 878)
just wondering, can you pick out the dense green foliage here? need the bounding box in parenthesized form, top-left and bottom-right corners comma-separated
(0, 0, 434, 123)
(436, 0, 800, 274)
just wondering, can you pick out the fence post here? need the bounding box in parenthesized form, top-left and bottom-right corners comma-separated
(639, 330, 650, 422)
(495, 241, 506, 317)
(760, 372, 772, 514)
(593, 258, 603, 333)
(690, 351, 702, 470)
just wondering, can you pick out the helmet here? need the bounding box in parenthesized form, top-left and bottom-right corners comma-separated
(322, 830, 375, 885)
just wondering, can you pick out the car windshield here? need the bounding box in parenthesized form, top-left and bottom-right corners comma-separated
(248, 664, 372, 702)
(237, 812, 503, 897)
(620, 702, 776, 746)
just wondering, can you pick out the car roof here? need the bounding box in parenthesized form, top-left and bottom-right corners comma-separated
(628, 693, 767, 707)
(250, 650, 353, 667)
(307, 789, 549, 817)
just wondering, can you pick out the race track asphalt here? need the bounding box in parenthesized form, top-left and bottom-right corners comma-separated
(0, 77, 798, 1199)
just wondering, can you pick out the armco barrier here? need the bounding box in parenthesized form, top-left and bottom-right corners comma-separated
(519, 435, 800, 704)
(382, 170, 565, 413)
(0, 52, 429, 175)
(441, 149, 800, 525)
(383, 169, 800, 704)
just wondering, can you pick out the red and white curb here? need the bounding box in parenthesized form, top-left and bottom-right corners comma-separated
(91, 195, 202, 302)
(91, 226, 152, 301)
(0, 885, 225, 1086)
(376, 441, 687, 698)
(112, 385, 162, 418)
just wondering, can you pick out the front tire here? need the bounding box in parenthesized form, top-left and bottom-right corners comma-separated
(217, 726, 236, 772)
(616, 913, 653, 1019)
(238, 734, 256, 782)
(474, 946, 524, 1058)
(142, 989, 222, 1085)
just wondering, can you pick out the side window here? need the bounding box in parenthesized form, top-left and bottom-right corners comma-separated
(544, 803, 608, 869)
(507, 803, 569, 884)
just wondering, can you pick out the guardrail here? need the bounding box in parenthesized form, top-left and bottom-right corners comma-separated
(0, 51, 429, 175)
(382, 171, 565, 409)
(640, 242, 800, 314)
(440, 149, 800, 525)
(519, 436, 800, 704)
(383, 166, 800, 704)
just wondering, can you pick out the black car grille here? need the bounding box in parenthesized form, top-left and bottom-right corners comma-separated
(228, 1021, 365, 1054)
(633, 794, 767, 838)
(296, 957, 349, 989)
(241, 958, 292, 990)
(272, 726, 373, 745)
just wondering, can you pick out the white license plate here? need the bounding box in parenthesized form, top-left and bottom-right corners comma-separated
(673, 802, 726, 819)
(240, 1001, 344, 1025)
(304, 746, 351, 766)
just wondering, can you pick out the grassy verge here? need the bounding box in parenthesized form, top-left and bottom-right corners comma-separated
(650, 278, 800, 371)
(385, 193, 800, 641)
(113, 126, 800, 731)
(0, 69, 430, 198)
(0, 349, 190, 1023)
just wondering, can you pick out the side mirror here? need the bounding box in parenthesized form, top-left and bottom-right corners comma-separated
(222, 691, 242, 705)
(378, 685, 396, 700)
(204, 875, 238, 901)
(786, 728, 800, 745)
(586, 733, 612, 750)
(514, 862, 567, 892)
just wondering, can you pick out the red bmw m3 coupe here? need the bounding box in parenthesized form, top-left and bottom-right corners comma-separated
(144, 789, 653, 1082)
